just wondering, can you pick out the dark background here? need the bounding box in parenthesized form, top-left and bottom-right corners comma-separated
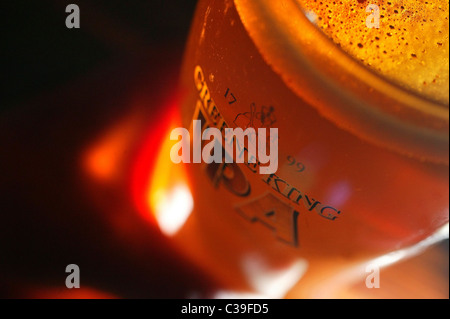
(2, 0, 197, 110)
(1, 0, 213, 299)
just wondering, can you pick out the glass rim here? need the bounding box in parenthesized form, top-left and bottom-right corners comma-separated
(235, 0, 449, 164)
(294, 0, 448, 109)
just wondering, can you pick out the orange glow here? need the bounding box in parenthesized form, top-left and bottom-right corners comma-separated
(130, 96, 191, 226)
(83, 112, 144, 183)
(147, 129, 192, 236)
(29, 286, 117, 299)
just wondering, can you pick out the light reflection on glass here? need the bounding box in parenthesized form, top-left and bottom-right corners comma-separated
(242, 254, 308, 298)
(151, 183, 193, 236)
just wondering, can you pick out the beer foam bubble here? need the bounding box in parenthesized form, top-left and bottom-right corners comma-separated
(298, 0, 449, 104)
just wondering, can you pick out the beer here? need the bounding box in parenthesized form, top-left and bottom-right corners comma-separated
(146, 0, 449, 297)
(298, 0, 449, 104)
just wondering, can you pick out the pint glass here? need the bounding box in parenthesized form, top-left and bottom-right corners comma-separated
(149, 0, 449, 297)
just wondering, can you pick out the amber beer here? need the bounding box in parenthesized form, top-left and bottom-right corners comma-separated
(166, 0, 449, 297)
